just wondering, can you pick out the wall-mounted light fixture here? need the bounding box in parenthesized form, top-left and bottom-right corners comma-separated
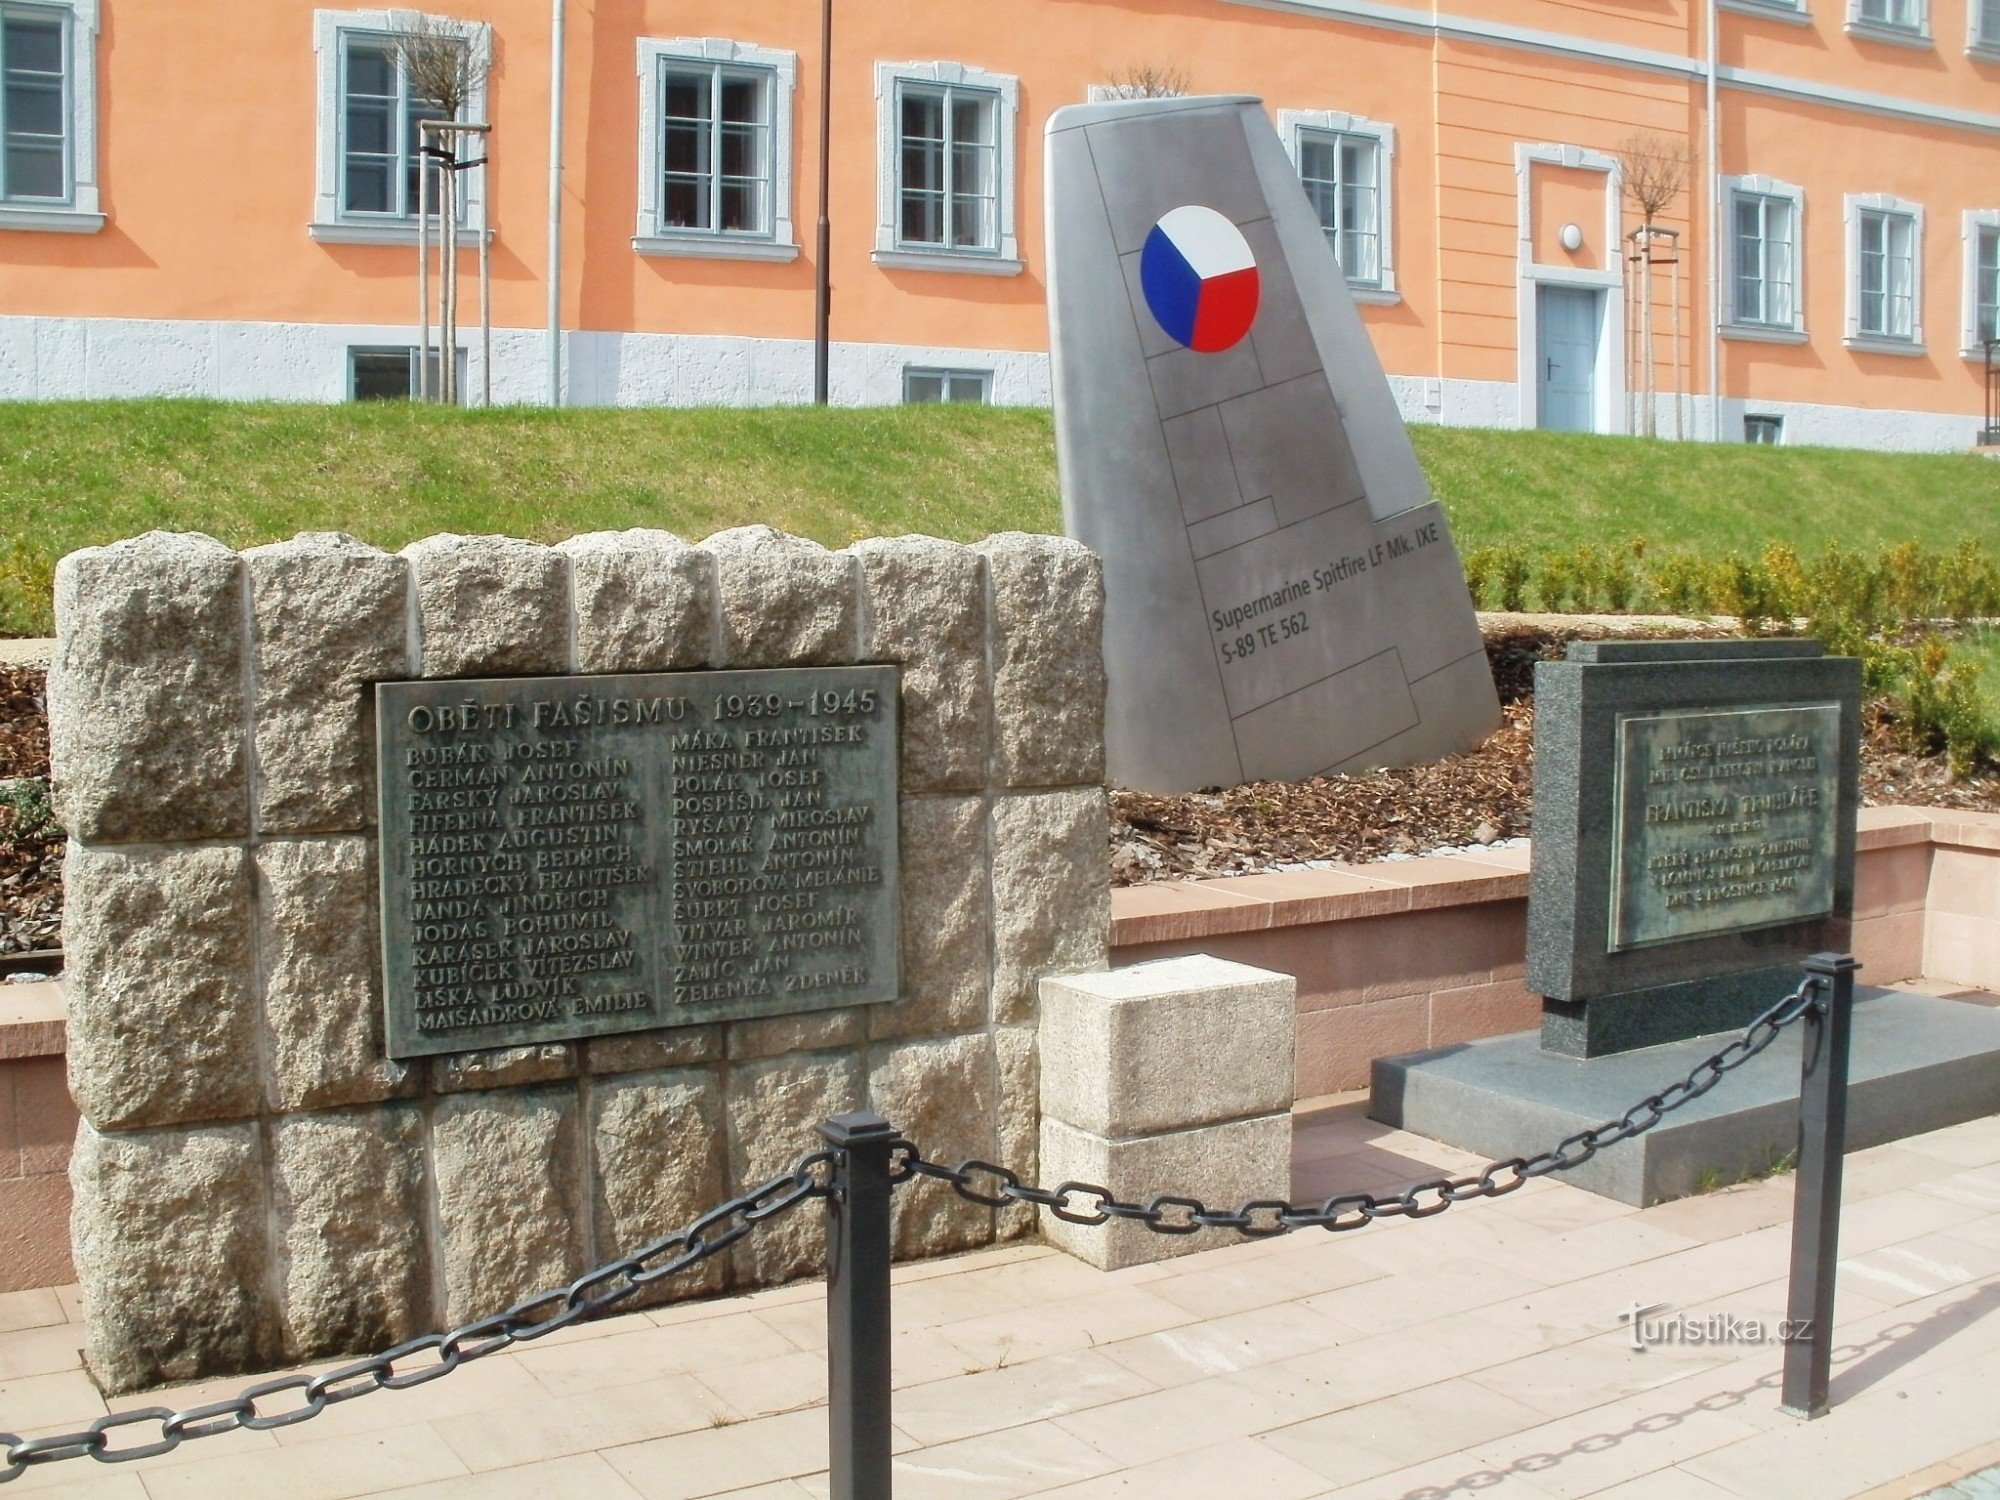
(1560, 222, 1585, 253)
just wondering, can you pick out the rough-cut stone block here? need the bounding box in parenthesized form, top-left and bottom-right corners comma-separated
(727, 1008, 866, 1060)
(872, 796, 989, 1041)
(990, 789, 1112, 1025)
(994, 1026, 1040, 1239)
(585, 1026, 723, 1075)
(979, 533, 1106, 788)
(432, 1089, 584, 1324)
(1039, 1112, 1290, 1270)
(869, 1034, 995, 1258)
(726, 1051, 863, 1287)
(852, 537, 988, 791)
(704, 526, 857, 667)
(1041, 956, 1293, 1137)
(49, 532, 248, 843)
(258, 837, 414, 1111)
(65, 844, 259, 1129)
(560, 529, 715, 673)
(71, 1120, 277, 1392)
(272, 1109, 430, 1359)
(431, 1044, 576, 1094)
(405, 534, 569, 678)
(247, 533, 411, 833)
(590, 1070, 728, 1303)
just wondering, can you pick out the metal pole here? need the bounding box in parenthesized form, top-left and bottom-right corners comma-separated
(480, 142, 492, 408)
(820, 1111, 894, 1499)
(813, 0, 833, 405)
(1781, 951, 1859, 1421)
(418, 124, 432, 402)
(547, 0, 567, 406)
(1705, 0, 1721, 442)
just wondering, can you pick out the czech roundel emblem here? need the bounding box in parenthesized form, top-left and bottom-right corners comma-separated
(1140, 204, 1261, 353)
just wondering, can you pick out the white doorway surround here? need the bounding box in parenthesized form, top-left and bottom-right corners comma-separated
(1515, 143, 1627, 435)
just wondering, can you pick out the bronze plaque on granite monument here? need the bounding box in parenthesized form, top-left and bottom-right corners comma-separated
(377, 666, 899, 1058)
(1608, 703, 1840, 952)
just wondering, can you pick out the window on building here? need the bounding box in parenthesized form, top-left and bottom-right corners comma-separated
(1858, 0, 1924, 26)
(340, 32, 456, 218)
(1298, 128, 1381, 286)
(1978, 0, 2000, 44)
(1732, 192, 1797, 328)
(1857, 207, 1918, 340)
(1976, 222, 2000, 346)
(314, 13, 486, 242)
(1744, 414, 1785, 444)
(349, 346, 459, 402)
(658, 60, 773, 236)
(1, 8, 67, 202)
(897, 80, 999, 253)
(903, 367, 991, 404)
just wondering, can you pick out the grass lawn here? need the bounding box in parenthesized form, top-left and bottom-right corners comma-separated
(1, 399, 1997, 634)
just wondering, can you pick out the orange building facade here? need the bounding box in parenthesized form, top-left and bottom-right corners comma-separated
(2, 0, 1998, 447)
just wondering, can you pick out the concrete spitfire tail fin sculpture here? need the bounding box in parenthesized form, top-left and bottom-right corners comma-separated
(1046, 96, 1501, 793)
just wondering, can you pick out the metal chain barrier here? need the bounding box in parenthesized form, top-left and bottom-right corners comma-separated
(0, 1148, 838, 1483)
(2, 972, 1838, 1486)
(894, 975, 1826, 1237)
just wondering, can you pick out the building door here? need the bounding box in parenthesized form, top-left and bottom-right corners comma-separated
(1537, 285, 1600, 433)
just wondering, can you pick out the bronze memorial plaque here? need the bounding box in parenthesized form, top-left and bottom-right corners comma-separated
(376, 666, 900, 1058)
(1608, 703, 1841, 952)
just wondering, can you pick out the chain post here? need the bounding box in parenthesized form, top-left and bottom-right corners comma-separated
(1781, 952, 1859, 1420)
(819, 1111, 896, 1500)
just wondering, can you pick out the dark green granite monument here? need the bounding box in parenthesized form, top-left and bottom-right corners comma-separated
(1526, 639, 1862, 1057)
(1370, 636, 2000, 1205)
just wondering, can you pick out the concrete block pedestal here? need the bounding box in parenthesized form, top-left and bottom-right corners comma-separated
(1037, 955, 1293, 1269)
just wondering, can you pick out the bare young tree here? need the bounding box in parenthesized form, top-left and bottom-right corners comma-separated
(1617, 133, 1692, 438)
(393, 16, 490, 405)
(1102, 63, 1191, 99)
(1618, 132, 1689, 227)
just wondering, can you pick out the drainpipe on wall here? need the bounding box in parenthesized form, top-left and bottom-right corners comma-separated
(547, 0, 568, 407)
(1706, 0, 1722, 442)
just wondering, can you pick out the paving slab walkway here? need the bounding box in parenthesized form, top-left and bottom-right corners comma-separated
(4, 1096, 2000, 1498)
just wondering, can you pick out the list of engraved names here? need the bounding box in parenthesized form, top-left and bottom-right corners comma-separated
(377, 666, 900, 1058)
(1609, 703, 1840, 952)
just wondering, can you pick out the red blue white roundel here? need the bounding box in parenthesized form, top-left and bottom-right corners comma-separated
(1140, 205, 1261, 353)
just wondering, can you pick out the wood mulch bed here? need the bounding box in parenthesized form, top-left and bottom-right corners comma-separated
(1110, 622, 2000, 885)
(0, 663, 60, 958)
(3, 622, 1998, 943)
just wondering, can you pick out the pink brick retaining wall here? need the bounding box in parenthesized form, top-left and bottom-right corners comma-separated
(2, 804, 1996, 1293)
(1110, 806, 1977, 1099)
(0, 982, 75, 1293)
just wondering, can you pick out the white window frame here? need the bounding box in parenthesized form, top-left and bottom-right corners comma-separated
(1278, 109, 1398, 303)
(311, 8, 490, 246)
(902, 366, 991, 403)
(1971, 0, 2000, 62)
(1845, 193, 1925, 352)
(633, 37, 797, 262)
(1847, 0, 1930, 44)
(1722, 174, 1806, 341)
(872, 61, 1021, 276)
(1718, 0, 1814, 25)
(1961, 210, 2000, 357)
(0, 0, 98, 233)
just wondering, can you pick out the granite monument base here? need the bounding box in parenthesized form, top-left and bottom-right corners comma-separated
(1371, 988, 2000, 1206)
(1539, 962, 1809, 1059)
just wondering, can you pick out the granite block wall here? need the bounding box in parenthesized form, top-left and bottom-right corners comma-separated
(50, 525, 1109, 1392)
